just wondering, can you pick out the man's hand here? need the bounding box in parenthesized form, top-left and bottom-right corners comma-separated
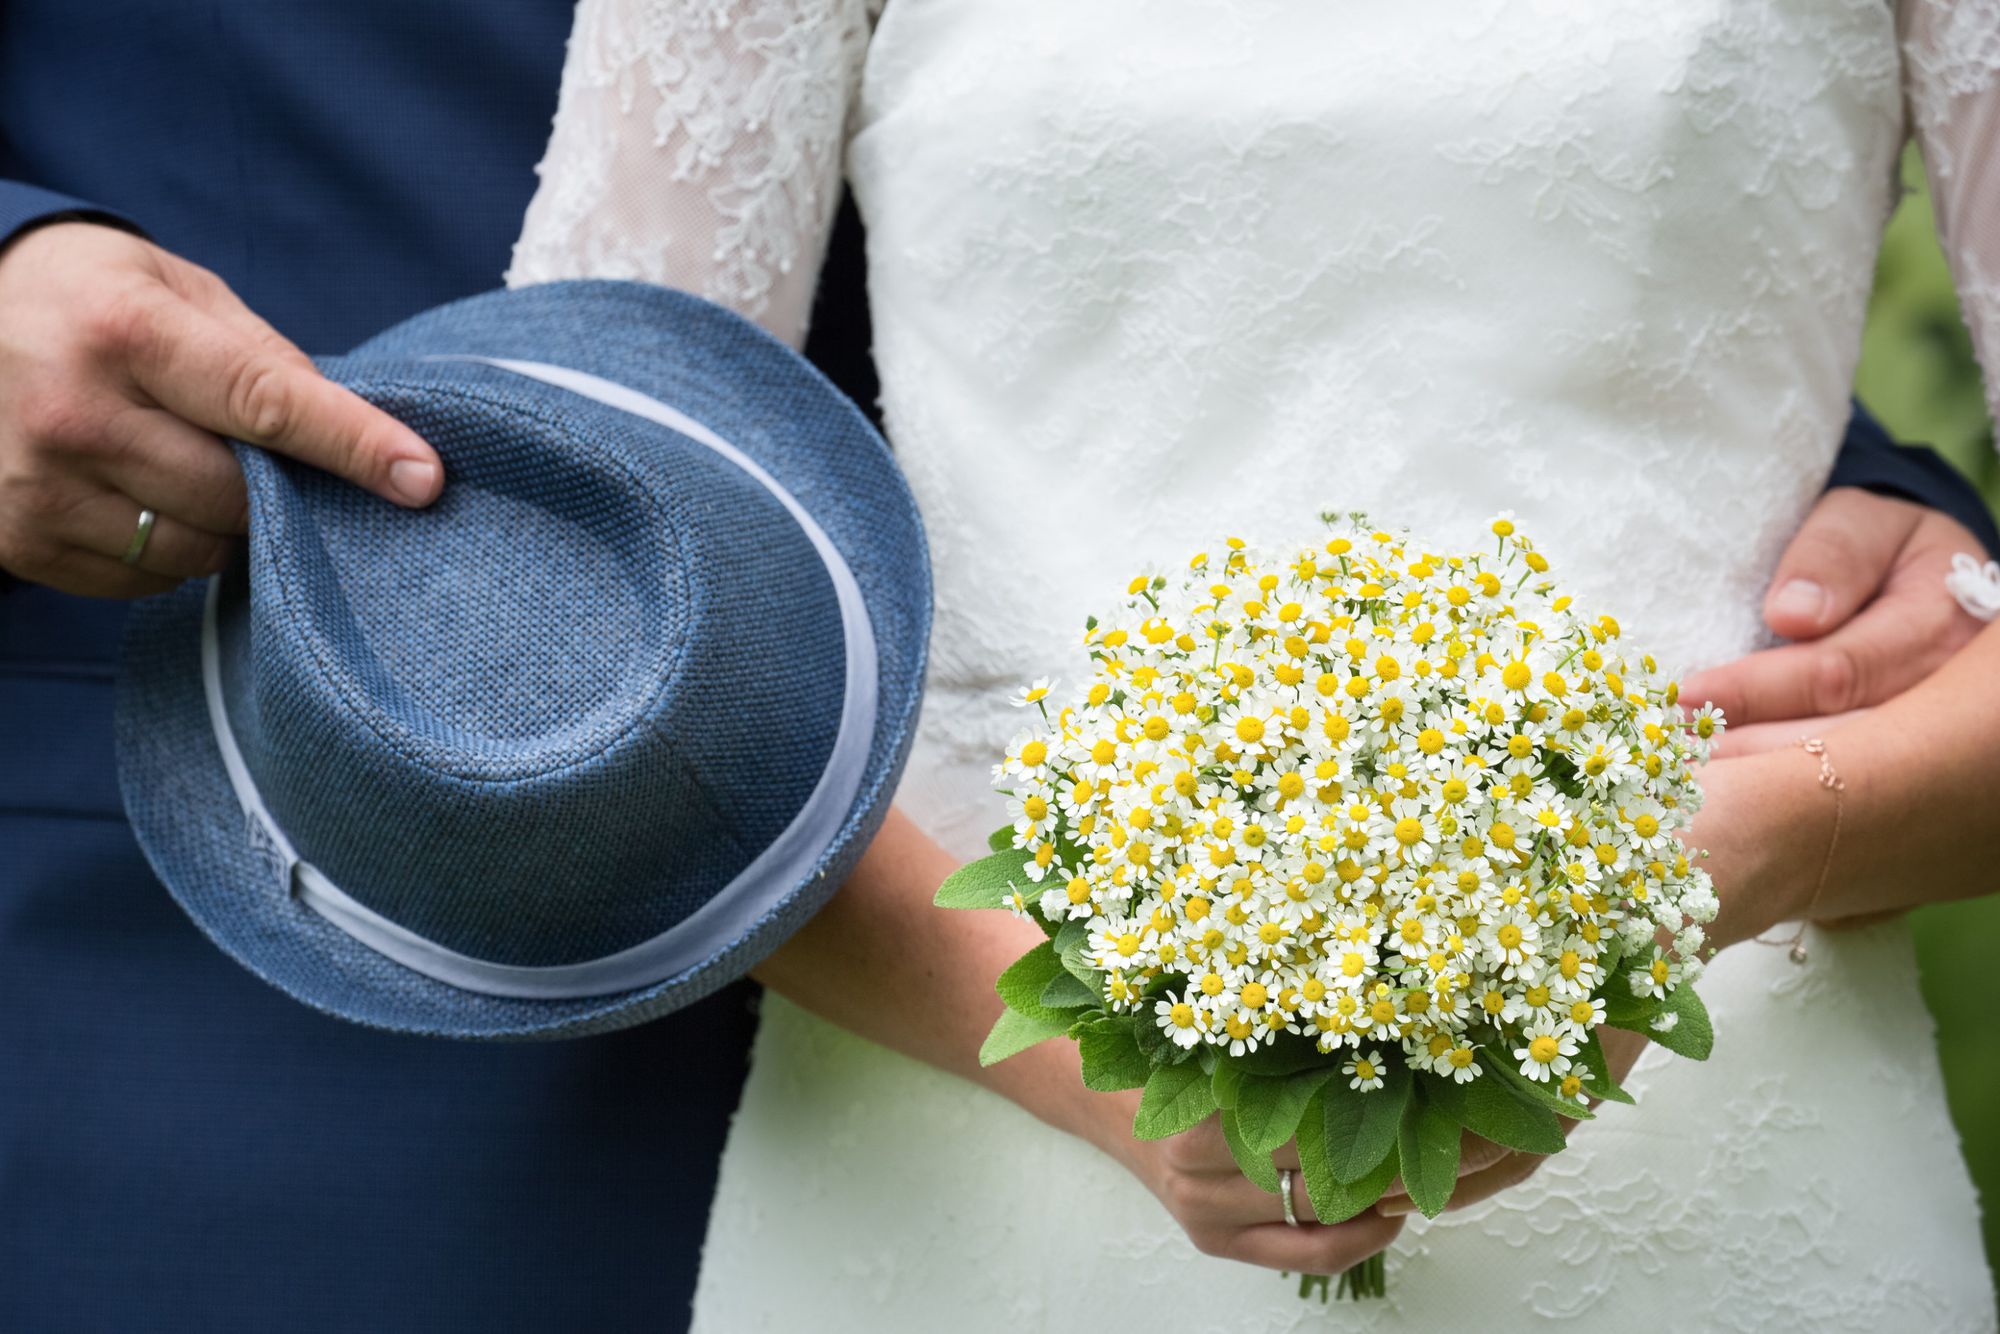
(1682, 488, 1984, 755)
(0, 222, 442, 597)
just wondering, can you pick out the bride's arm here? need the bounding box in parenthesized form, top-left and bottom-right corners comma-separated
(506, 0, 869, 348)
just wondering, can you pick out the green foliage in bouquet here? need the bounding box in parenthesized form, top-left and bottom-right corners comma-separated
(940, 833, 1710, 1224)
(935, 515, 1721, 1293)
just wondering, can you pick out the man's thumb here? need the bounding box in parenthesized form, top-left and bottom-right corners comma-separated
(1762, 488, 1915, 641)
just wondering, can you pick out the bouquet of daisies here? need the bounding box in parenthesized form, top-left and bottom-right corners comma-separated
(935, 513, 1721, 1298)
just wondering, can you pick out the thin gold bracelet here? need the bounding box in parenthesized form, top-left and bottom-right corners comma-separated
(1755, 736, 1844, 965)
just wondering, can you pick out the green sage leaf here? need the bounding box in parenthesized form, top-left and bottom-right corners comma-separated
(1076, 1019, 1152, 1092)
(1320, 1054, 1410, 1183)
(1133, 1061, 1220, 1140)
(1040, 968, 1099, 1009)
(977, 1006, 1069, 1067)
(1236, 1067, 1335, 1157)
(934, 849, 1031, 910)
(1426, 1068, 1569, 1153)
(1222, 1107, 1282, 1194)
(1397, 1086, 1463, 1219)
(994, 941, 1070, 1022)
(1297, 1090, 1401, 1224)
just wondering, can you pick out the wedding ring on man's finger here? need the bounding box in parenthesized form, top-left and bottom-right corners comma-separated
(121, 507, 158, 566)
(1280, 1168, 1300, 1227)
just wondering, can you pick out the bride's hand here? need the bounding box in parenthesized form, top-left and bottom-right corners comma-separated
(1086, 1093, 1406, 1273)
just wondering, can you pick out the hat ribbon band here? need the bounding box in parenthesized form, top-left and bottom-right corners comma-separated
(200, 356, 880, 1000)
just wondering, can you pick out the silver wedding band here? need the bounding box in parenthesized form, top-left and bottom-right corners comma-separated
(1280, 1167, 1300, 1227)
(121, 507, 158, 566)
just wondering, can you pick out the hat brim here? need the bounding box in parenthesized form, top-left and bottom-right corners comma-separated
(116, 282, 930, 1040)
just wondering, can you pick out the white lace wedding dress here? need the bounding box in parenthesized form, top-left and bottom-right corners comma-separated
(511, 2, 2000, 1328)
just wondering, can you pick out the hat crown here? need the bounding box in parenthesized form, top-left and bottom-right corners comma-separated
(218, 367, 848, 968)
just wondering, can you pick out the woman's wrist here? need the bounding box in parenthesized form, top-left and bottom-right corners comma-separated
(1698, 744, 1839, 952)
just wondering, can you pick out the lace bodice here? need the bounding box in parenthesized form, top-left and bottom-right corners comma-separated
(513, 1, 2000, 425)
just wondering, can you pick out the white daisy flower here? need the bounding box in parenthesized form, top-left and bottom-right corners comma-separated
(1342, 1048, 1388, 1093)
(1513, 1019, 1578, 1083)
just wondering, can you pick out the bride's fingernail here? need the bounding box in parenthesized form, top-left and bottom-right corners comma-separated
(1770, 578, 1828, 626)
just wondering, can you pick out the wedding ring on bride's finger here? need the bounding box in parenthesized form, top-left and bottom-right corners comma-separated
(1280, 1168, 1300, 1227)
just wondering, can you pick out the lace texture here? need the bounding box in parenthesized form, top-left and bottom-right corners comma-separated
(692, 1, 1998, 1327)
(505, 0, 870, 349)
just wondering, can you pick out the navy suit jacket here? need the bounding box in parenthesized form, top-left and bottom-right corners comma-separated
(0, 5, 1992, 1331)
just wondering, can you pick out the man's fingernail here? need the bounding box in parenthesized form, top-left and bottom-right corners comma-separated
(1376, 1197, 1413, 1217)
(1770, 579, 1827, 626)
(388, 458, 440, 505)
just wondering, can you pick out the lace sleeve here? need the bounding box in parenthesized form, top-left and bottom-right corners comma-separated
(505, 0, 873, 351)
(1900, 0, 2000, 431)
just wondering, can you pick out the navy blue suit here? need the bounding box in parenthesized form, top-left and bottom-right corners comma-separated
(0, 4, 1991, 1332)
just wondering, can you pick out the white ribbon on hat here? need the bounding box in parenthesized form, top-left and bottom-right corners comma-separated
(200, 357, 880, 1000)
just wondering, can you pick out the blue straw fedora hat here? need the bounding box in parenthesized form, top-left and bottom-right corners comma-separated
(115, 281, 930, 1040)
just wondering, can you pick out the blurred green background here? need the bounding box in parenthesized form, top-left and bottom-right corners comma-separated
(1856, 147, 1999, 1283)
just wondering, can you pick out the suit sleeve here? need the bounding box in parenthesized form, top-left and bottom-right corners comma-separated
(0, 180, 140, 250)
(1828, 399, 2000, 558)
